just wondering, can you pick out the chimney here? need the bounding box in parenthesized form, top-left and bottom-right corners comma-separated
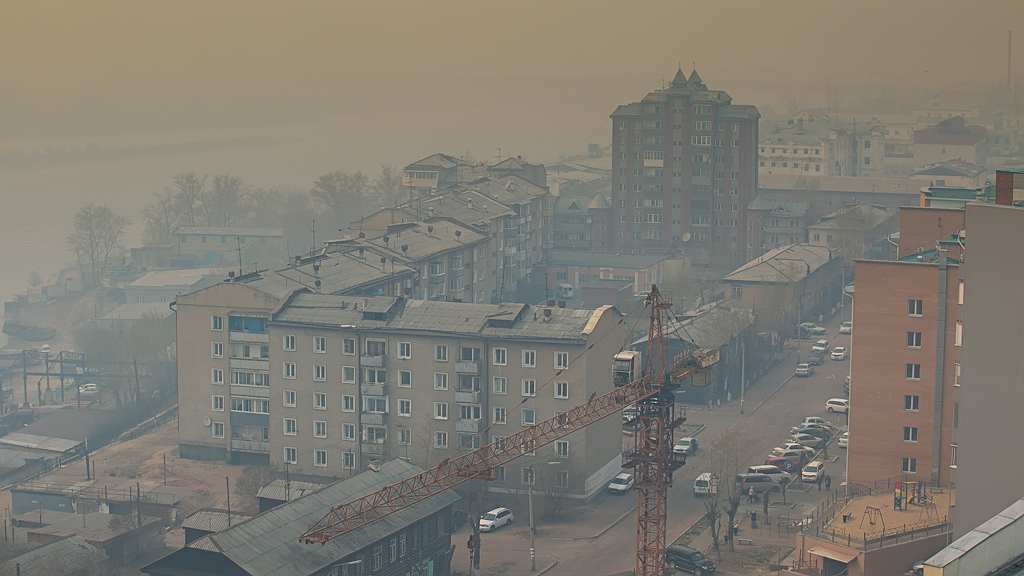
(995, 170, 1014, 205)
(547, 299, 556, 306)
(543, 308, 552, 320)
(557, 300, 566, 308)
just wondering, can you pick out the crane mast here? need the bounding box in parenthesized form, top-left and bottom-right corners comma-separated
(300, 285, 720, 576)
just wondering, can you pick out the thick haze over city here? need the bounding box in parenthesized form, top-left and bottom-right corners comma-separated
(0, 0, 1020, 309)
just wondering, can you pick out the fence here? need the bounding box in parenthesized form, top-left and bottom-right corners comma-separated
(14, 480, 179, 506)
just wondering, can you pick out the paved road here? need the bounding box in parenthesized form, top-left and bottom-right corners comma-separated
(455, 317, 853, 576)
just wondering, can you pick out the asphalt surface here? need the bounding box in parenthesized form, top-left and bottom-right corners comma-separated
(453, 314, 853, 576)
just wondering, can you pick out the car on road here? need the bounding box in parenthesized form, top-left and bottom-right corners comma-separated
(607, 472, 635, 495)
(40, 344, 51, 355)
(831, 347, 848, 360)
(800, 322, 827, 336)
(807, 351, 825, 366)
(826, 398, 850, 413)
(802, 461, 826, 483)
(795, 363, 814, 377)
(838, 432, 849, 448)
(693, 472, 718, 496)
(839, 321, 853, 334)
(811, 339, 831, 353)
(78, 383, 98, 394)
(673, 437, 698, 456)
(479, 507, 514, 532)
(666, 544, 716, 575)
(787, 434, 822, 449)
(776, 442, 815, 455)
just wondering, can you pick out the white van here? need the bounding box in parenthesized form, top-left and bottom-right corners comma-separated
(557, 283, 574, 298)
(826, 398, 850, 413)
(693, 472, 718, 496)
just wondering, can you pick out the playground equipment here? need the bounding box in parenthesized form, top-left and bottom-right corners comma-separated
(860, 506, 885, 529)
(894, 480, 931, 510)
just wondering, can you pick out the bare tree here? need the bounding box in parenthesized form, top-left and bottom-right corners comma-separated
(66, 202, 131, 286)
(173, 172, 208, 227)
(701, 475, 724, 560)
(141, 188, 182, 246)
(309, 170, 373, 234)
(201, 174, 250, 227)
(705, 425, 750, 554)
(373, 163, 406, 208)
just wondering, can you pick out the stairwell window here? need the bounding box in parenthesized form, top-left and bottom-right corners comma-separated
(905, 364, 921, 380)
(908, 299, 923, 316)
(903, 427, 918, 442)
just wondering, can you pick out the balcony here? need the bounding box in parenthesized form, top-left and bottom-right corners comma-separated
(361, 354, 386, 368)
(229, 331, 269, 344)
(455, 361, 480, 375)
(643, 158, 664, 168)
(450, 268, 465, 279)
(361, 442, 387, 456)
(230, 384, 270, 398)
(428, 274, 445, 285)
(230, 439, 270, 453)
(361, 384, 388, 396)
(362, 412, 387, 426)
(456, 419, 482, 434)
(229, 358, 269, 371)
(454, 390, 481, 404)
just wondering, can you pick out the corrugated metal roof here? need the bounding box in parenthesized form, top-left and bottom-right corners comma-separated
(174, 227, 285, 237)
(182, 509, 256, 532)
(256, 479, 328, 503)
(186, 459, 460, 576)
(0, 432, 83, 453)
(0, 535, 102, 576)
(723, 244, 832, 283)
(129, 269, 224, 287)
(926, 497, 1024, 568)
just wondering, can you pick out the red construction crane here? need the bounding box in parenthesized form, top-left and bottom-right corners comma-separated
(300, 285, 719, 575)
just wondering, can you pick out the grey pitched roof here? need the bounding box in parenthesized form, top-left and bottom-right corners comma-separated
(256, 479, 328, 503)
(182, 460, 460, 576)
(926, 497, 1024, 568)
(243, 250, 417, 299)
(808, 204, 892, 230)
(403, 152, 459, 170)
(723, 244, 832, 283)
(746, 195, 809, 216)
(634, 303, 754, 349)
(587, 193, 611, 210)
(173, 227, 285, 237)
(0, 536, 103, 576)
(182, 509, 256, 533)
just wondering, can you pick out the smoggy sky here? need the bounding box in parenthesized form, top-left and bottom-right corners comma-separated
(3, 0, 1020, 96)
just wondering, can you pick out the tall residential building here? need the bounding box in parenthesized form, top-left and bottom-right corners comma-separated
(952, 170, 1024, 537)
(175, 283, 626, 501)
(609, 68, 759, 268)
(848, 251, 959, 487)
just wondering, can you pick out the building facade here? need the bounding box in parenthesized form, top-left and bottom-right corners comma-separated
(609, 68, 759, 268)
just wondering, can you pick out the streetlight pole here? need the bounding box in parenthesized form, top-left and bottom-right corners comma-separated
(528, 467, 536, 572)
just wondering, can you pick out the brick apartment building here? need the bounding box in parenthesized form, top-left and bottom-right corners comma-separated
(609, 68, 759, 269)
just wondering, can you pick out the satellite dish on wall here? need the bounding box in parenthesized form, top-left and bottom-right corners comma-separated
(681, 233, 692, 242)
(203, 416, 212, 427)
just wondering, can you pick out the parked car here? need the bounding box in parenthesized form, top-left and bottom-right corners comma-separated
(802, 461, 826, 483)
(666, 544, 716, 575)
(839, 321, 853, 334)
(607, 472, 634, 495)
(811, 339, 831, 353)
(787, 434, 822, 449)
(776, 442, 815, 455)
(793, 421, 834, 435)
(795, 363, 814, 377)
(801, 416, 837, 431)
(768, 450, 806, 466)
(479, 507, 514, 532)
(673, 437, 698, 456)
(78, 383, 98, 394)
(791, 427, 830, 441)
(764, 456, 797, 472)
(800, 322, 827, 336)
(693, 472, 718, 496)
(39, 344, 51, 355)
(748, 464, 792, 486)
(831, 346, 848, 360)
(735, 473, 781, 494)
(826, 398, 850, 413)
(838, 432, 849, 448)
(807, 351, 825, 366)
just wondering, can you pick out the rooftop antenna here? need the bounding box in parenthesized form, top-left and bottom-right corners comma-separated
(495, 147, 502, 165)
(235, 237, 243, 277)
(310, 218, 316, 256)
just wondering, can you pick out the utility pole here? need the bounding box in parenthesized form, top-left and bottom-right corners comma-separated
(226, 476, 231, 526)
(528, 465, 536, 572)
(740, 340, 746, 414)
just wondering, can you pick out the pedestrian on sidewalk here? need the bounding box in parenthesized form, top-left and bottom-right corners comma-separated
(817, 475, 823, 490)
(748, 486, 755, 503)
(825, 475, 831, 491)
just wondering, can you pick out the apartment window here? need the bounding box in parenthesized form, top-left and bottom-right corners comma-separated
(556, 471, 569, 489)
(314, 450, 327, 467)
(434, 373, 448, 390)
(521, 467, 536, 485)
(904, 395, 919, 411)
(522, 408, 536, 426)
(494, 407, 507, 424)
(731, 285, 742, 299)
(212, 422, 224, 438)
(314, 420, 327, 438)
(281, 447, 297, 464)
(211, 315, 223, 331)
(342, 451, 355, 468)
(954, 401, 959, 428)
(364, 396, 387, 414)
(398, 399, 411, 416)
(950, 444, 958, 467)
(522, 350, 536, 367)
(283, 362, 296, 379)
(283, 418, 297, 435)
(434, 432, 449, 449)
(908, 299, 923, 316)
(398, 370, 412, 387)
(435, 345, 448, 362)
(493, 377, 507, 394)
(212, 342, 223, 358)
(522, 379, 536, 397)
(906, 364, 921, 380)
(460, 404, 481, 421)
(555, 381, 569, 399)
(366, 368, 385, 384)
(342, 423, 355, 440)
(955, 321, 962, 346)
(314, 392, 327, 410)
(907, 332, 922, 348)
(903, 427, 918, 442)
(212, 395, 224, 411)
(400, 429, 412, 444)
(954, 362, 961, 387)
(212, 369, 224, 385)
(313, 365, 326, 381)
(958, 281, 964, 305)
(314, 336, 326, 353)
(398, 342, 412, 359)
(555, 440, 569, 458)
(902, 457, 917, 473)
(342, 394, 355, 412)
(342, 338, 355, 355)
(342, 366, 356, 383)
(230, 398, 269, 414)
(434, 402, 448, 420)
